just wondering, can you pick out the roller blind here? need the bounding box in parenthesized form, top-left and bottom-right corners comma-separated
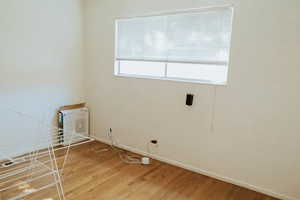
(116, 7, 233, 65)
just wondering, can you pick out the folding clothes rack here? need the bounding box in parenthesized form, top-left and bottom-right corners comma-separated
(0, 108, 94, 200)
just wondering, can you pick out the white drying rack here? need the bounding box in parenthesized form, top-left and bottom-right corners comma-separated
(0, 108, 94, 200)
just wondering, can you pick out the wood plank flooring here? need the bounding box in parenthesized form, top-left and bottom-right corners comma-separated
(1, 141, 279, 200)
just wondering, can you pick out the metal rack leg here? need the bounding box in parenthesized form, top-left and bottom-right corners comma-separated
(47, 147, 65, 200)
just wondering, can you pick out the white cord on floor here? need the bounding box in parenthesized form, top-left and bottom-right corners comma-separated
(106, 129, 142, 164)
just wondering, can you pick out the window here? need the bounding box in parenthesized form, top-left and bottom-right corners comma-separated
(115, 7, 233, 85)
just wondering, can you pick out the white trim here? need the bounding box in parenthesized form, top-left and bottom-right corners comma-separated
(114, 21, 119, 75)
(92, 136, 299, 200)
(115, 5, 233, 20)
(164, 62, 168, 78)
(115, 73, 227, 86)
(115, 58, 228, 66)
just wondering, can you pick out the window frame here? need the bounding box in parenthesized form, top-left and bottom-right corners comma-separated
(114, 5, 234, 86)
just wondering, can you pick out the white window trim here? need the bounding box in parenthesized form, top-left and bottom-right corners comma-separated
(114, 5, 234, 86)
(116, 73, 228, 86)
(115, 58, 227, 66)
(115, 5, 233, 20)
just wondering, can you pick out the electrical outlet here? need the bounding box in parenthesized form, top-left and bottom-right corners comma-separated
(150, 140, 158, 144)
(150, 140, 159, 148)
(147, 139, 159, 154)
(106, 128, 113, 138)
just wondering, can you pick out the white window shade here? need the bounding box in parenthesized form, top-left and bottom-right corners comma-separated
(166, 9, 232, 64)
(115, 7, 233, 85)
(116, 7, 233, 65)
(117, 15, 168, 61)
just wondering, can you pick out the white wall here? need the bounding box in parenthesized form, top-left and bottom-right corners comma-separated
(0, 0, 84, 157)
(83, 0, 300, 199)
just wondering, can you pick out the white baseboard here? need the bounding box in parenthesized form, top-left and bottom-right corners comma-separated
(92, 136, 298, 200)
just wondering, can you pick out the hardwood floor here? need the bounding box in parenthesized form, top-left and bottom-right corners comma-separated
(1, 141, 279, 200)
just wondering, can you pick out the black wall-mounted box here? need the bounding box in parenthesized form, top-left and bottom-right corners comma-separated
(186, 94, 194, 106)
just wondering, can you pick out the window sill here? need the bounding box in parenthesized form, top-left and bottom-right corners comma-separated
(114, 73, 227, 86)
